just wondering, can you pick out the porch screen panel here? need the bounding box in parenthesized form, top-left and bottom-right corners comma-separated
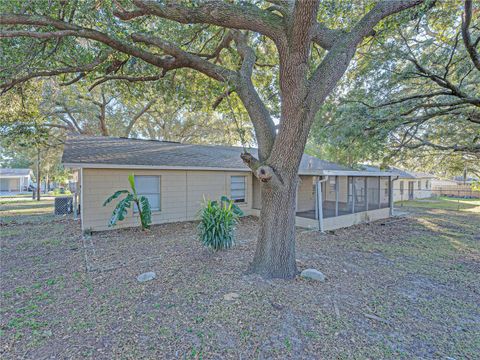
(323, 176, 337, 218)
(379, 177, 390, 208)
(367, 177, 379, 210)
(353, 177, 366, 213)
(337, 176, 351, 215)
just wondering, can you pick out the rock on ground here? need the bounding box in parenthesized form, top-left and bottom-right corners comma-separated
(300, 268, 326, 282)
(137, 271, 156, 282)
(223, 292, 240, 301)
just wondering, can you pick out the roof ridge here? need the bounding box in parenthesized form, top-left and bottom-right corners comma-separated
(68, 134, 252, 150)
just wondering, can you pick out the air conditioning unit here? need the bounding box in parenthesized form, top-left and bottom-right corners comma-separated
(54, 196, 73, 215)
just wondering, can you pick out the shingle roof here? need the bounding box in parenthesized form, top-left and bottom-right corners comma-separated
(62, 135, 354, 173)
(361, 165, 433, 179)
(0, 168, 31, 176)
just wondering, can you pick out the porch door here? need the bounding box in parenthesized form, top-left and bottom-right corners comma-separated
(408, 181, 414, 200)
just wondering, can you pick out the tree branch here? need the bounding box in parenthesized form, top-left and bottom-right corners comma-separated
(0, 14, 172, 68)
(461, 0, 480, 71)
(0, 30, 79, 38)
(400, 136, 480, 153)
(231, 31, 276, 161)
(131, 32, 236, 82)
(131, 0, 284, 40)
(125, 98, 157, 137)
(0, 51, 109, 93)
(308, 0, 424, 115)
(240, 152, 284, 187)
(311, 23, 345, 50)
(88, 73, 164, 91)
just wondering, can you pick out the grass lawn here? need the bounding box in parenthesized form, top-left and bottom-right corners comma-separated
(1, 197, 479, 359)
(396, 196, 480, 212)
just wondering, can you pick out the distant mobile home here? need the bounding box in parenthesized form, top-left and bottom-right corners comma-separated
(62, 135, 396, 232)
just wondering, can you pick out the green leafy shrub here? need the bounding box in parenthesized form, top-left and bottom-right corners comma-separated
(51, 188, 71, 196)
(198, 196, 243, 250)
(472, 181, 480, 192)
(103, 174, 152, 230)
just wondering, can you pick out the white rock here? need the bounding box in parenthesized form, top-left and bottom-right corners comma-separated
(223, 292, 240, 301)
(137, 272, 156, 282)
(300, 268, 326, 282)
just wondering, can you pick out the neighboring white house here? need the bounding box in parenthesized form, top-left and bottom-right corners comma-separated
(62, 135, 397, 233)
(0, 168, 33, 193)
(362, 166, 434, 202)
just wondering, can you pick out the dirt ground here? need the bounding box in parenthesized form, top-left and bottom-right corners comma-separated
(1, 197, 479, 359)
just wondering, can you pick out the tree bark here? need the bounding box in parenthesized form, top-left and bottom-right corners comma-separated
(249, 174, 298, 278)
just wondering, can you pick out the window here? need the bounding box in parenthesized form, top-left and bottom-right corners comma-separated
(134, 176, 160, 211)
(231, 176, 246, 203)
(418, 180, 421, 189)
(400, 181, 404, 195)
(425, 180, 430, 189)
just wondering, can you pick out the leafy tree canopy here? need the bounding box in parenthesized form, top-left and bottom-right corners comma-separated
(308, 0, 479, 176)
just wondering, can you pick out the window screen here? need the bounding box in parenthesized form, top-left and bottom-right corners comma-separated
(134, 176, 160, 211)
(231, 176, 246, 203)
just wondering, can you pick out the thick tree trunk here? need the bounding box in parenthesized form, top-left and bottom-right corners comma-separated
(249, 174, 299, 279)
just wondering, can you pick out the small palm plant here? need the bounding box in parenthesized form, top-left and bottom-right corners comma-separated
(103, 174, 152, 230)
(198, 196, 243, 250)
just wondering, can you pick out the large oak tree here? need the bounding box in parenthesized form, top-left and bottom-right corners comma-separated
(0, 0, 425, 278)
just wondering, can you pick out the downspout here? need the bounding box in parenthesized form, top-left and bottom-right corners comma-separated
(316, 176, 329, 232)
(390, 175, 399, 216)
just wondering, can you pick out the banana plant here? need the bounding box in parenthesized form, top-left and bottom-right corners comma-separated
(103, 174, 152, 230)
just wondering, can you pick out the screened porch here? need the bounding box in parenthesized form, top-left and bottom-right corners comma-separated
(295, 175, 392, 226)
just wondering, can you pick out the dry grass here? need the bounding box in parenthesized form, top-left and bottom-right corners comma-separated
(1, 198, 479, 359)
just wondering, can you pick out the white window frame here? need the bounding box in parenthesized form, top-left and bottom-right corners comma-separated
(230, 175, 246, 203)
(134, 175, 161, 212)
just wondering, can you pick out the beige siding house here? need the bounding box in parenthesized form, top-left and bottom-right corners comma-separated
(63, 135, 395, 232)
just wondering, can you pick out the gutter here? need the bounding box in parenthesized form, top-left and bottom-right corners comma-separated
(62, 163, 251, 172)
(390, 175, 399, 216)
